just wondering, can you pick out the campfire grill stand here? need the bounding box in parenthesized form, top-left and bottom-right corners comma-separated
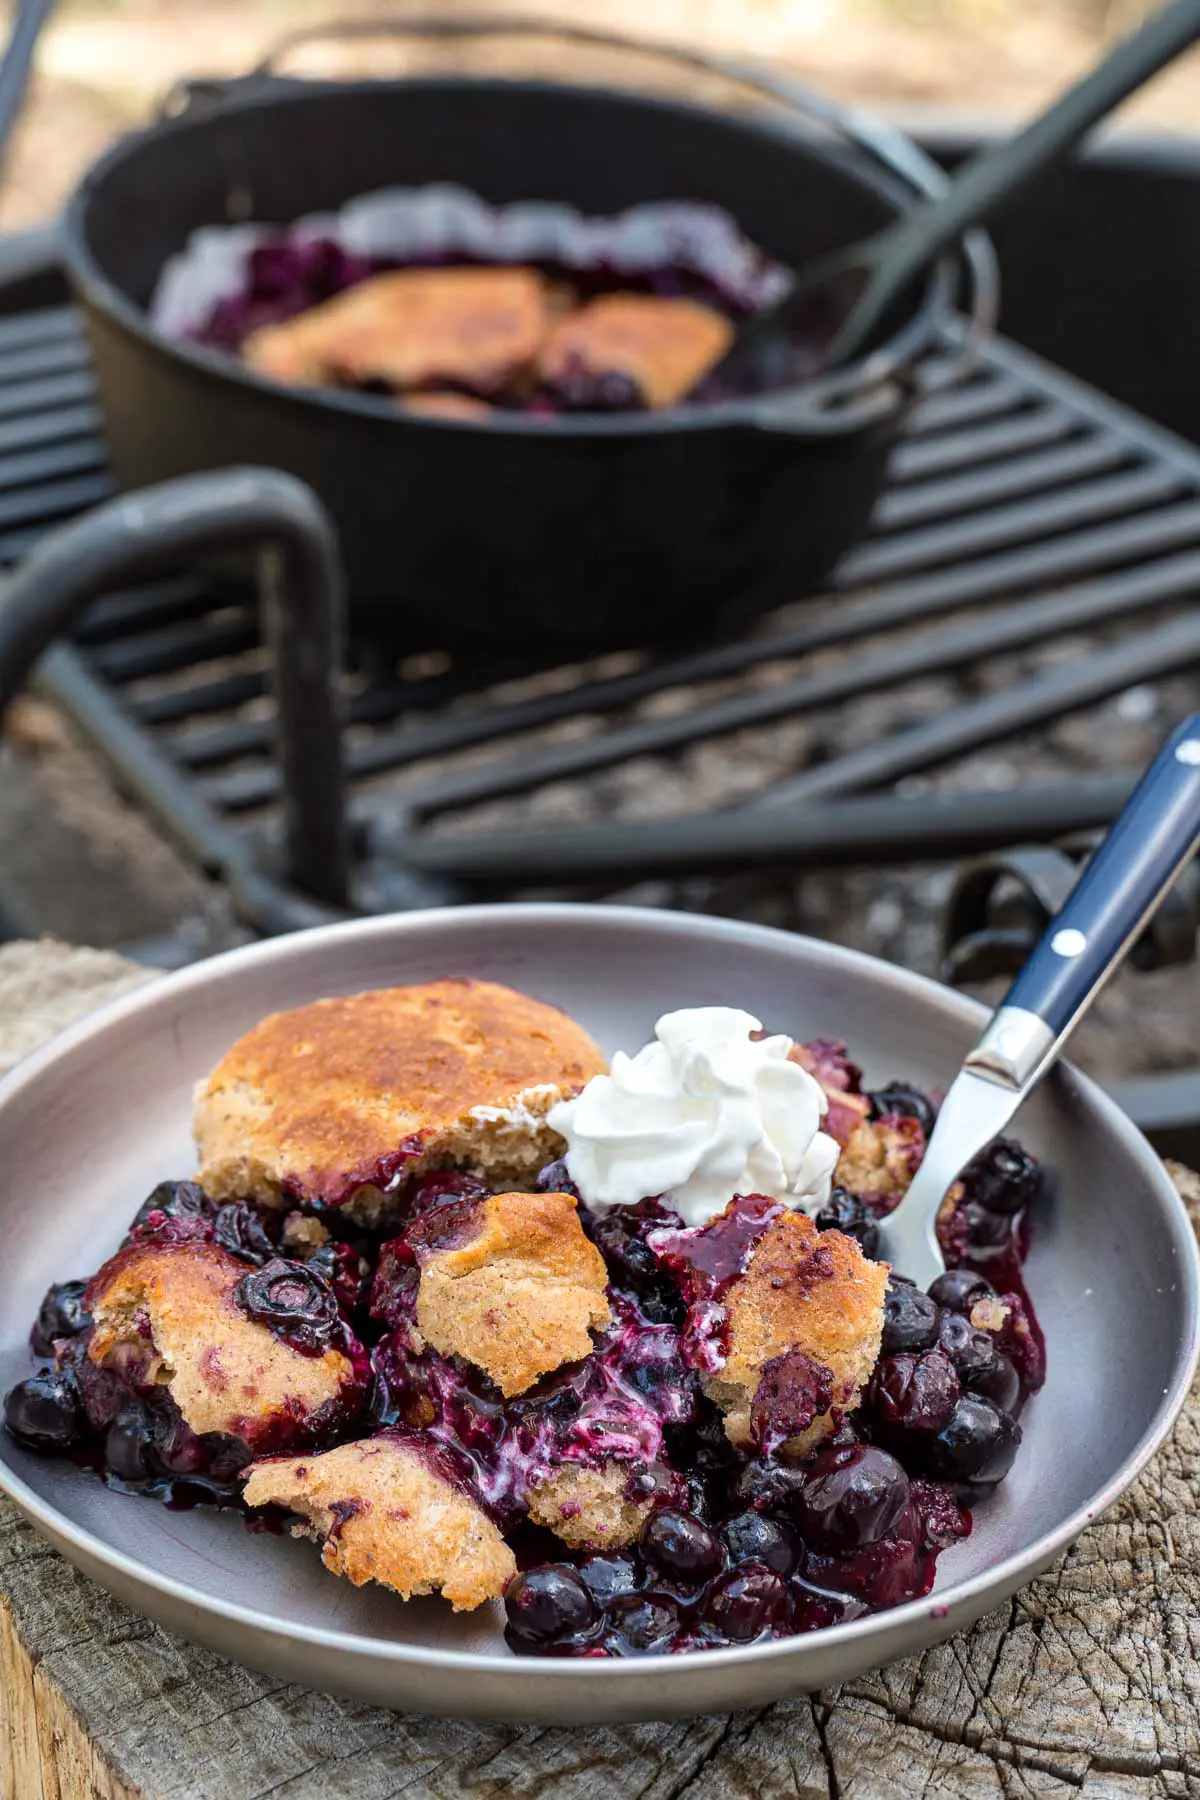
(1, 236, 1200, 1148)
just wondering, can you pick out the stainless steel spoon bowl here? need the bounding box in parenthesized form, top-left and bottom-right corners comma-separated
(0, 904, 1195, 1722)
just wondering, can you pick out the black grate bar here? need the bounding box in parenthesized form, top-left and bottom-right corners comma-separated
(835, 499, 1200, 611)
(0, 306, 83, 353)
(0, 468, 112, 533)
(0, 401, 101, 457)
(85, 614, 259, 683)
(0, 370, 95, 424)
(404, 772, 1139, 884)
(890, 408, 1075, 481)
(360, 549, 1200, 820)
(0, 437, 106, 495)
(73, 577, 223, 642)
(875, 434, 1130, 531)
(198, 543, 1200, 817)
(905, 373, 1028, 435)
(131, 668, 268, 727)
(0, 337, 90, 388)
(839, 465, 1186, 584)
(758, 611, 1200, 810)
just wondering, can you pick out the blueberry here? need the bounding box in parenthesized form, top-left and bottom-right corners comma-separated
(813, 1189, 879, 1257)
(577, 1555, 642, 1607)
(963, 1140, 1041, 1216)
(937, 1312, 1000, 1386)
(930, 1396, 1022, 1487)
(970, 1352, 1021, 1413)
(30, 1281, 92, 1356)
(721, 1511, 801, 1576)
(867, 1082, 936, 1133)
(105, 1404, 153, 1482)
(586, 1205, 682, 1322)
(236, 1258, 339, 1352)
(956, 1202, 1015, 1252)
(704, 1564, 790, 1641)
(794, 1445, 911, 1553)
(130, 1180, 208, 1232)
(535, 1158, 580, 1200)
(881, 1281, 940, 1354)
(212, 1202, 276, 1265)
(505, 1565, 598, 1644)
(606, 1592, 680, 1651)
(640, 1507, 723, 1584)
(871, 1350, 960, 1433)
(667, 1398, 739, 1479)
(928, 1269, 994, 1314)
(734, 1457, 809, 1513)
(3, 1370, 81, 1451)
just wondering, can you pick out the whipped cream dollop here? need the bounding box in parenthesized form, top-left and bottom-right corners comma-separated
(546, 1007, 839, 1227)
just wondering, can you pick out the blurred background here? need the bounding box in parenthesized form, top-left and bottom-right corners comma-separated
(2, 0, 1198, 230)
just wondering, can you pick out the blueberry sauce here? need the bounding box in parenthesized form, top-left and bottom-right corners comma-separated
(370, 1287, 696, 1528)
(646, 1193, 784, 1373)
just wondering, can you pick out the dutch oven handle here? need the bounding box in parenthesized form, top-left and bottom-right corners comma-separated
(232, 12, 997, 412)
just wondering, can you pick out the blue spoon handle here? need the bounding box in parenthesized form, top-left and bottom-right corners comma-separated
(965, 713, 1200, 1091)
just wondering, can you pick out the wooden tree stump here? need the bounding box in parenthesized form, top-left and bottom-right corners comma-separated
(1, 941, 1196, 1800)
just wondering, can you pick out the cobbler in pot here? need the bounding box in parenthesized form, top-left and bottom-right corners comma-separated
(5, 982, 1044, 1651)
(154, 190, 811, 416)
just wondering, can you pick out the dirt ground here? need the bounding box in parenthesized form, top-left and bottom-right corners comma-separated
(2, 0, 1199, 229)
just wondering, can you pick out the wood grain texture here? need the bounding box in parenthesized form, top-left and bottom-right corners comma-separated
(0, 942, 1196, 1800)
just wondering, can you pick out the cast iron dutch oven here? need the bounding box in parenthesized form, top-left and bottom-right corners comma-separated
(57, 16, 990, 648)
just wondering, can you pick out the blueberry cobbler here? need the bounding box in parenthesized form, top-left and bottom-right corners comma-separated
(151, 188, 812, 416)
(3, 980, 1045, 1657)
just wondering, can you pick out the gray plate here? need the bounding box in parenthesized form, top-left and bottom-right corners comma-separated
(0, 904, 1196, 1723)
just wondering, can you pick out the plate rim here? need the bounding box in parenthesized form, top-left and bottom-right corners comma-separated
(1, 901, 1197, 1690)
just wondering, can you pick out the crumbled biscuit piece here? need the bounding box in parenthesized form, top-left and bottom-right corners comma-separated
(193, 978, 607, 1222)
(245, 268, 549, 394)
(86, 1241, 357, 1450)
(527, 1462, 656, 1550)
(281, 1213, 330, 1252)
(413, 1190, 609, 1396)
(835, 1116, 925, 1204)
(538, 294, 732, 409)
(243, 1434, 515, 1610)
(705, 1213, 888, 1453)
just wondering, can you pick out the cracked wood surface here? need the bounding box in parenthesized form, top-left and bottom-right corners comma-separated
(0, 942, 1196, 1800)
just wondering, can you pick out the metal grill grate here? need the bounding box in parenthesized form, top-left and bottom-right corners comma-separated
(3, 297, 1200, 922)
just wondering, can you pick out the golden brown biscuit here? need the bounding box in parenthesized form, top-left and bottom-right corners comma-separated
(86, 1241, 360, 1451)
(526, 1462, 656, 1551)
(538, 294, 733, 409)
(243, 1434, 516, 1611)
(413, 1190, 610, 1396)
(244, 268, 549, 395)
(193, 979, 607, 1221)
(704, 1213, 888, 1454)
(835, 1116, 924, 1204)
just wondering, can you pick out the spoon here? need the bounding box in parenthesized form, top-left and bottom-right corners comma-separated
(877, 712, 1200, 1291)
(705, 0, 1200, 383)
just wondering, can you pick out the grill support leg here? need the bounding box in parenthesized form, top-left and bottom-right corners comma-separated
(0, 467, 351, 910)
